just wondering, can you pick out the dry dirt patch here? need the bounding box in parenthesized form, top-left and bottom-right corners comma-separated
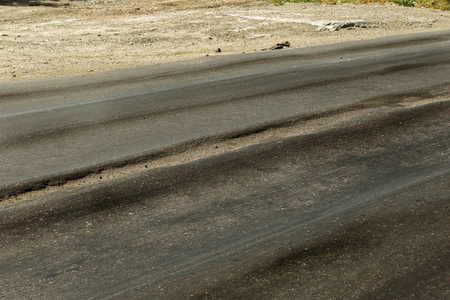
(0, 0, 449, 81)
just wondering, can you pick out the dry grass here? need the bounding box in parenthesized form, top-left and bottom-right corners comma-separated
(271, 0, 450, 10)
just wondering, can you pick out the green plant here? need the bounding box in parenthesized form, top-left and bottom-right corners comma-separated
(392, 0, 415, 6)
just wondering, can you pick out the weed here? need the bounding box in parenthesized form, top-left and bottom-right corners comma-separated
(392, 0, 416, 6)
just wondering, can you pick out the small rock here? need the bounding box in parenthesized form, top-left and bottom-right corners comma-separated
(215, 48, 221, 53)
(316, 20, 370, 32)
(263, 41, 290, 51)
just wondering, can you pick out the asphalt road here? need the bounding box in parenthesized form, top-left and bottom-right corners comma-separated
(0, 31, 449, 299)
(1, 30, 450, 197)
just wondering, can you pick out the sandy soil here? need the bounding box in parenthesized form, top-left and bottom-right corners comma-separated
(0, 0, 449, 81)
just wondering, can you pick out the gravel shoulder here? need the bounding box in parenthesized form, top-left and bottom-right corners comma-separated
(1, 0, 449, 82)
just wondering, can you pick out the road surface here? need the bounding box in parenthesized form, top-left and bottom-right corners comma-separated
(0, 31, 449, 299)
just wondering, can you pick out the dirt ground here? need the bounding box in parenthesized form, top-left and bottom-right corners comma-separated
(0, 0, 449, 81)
